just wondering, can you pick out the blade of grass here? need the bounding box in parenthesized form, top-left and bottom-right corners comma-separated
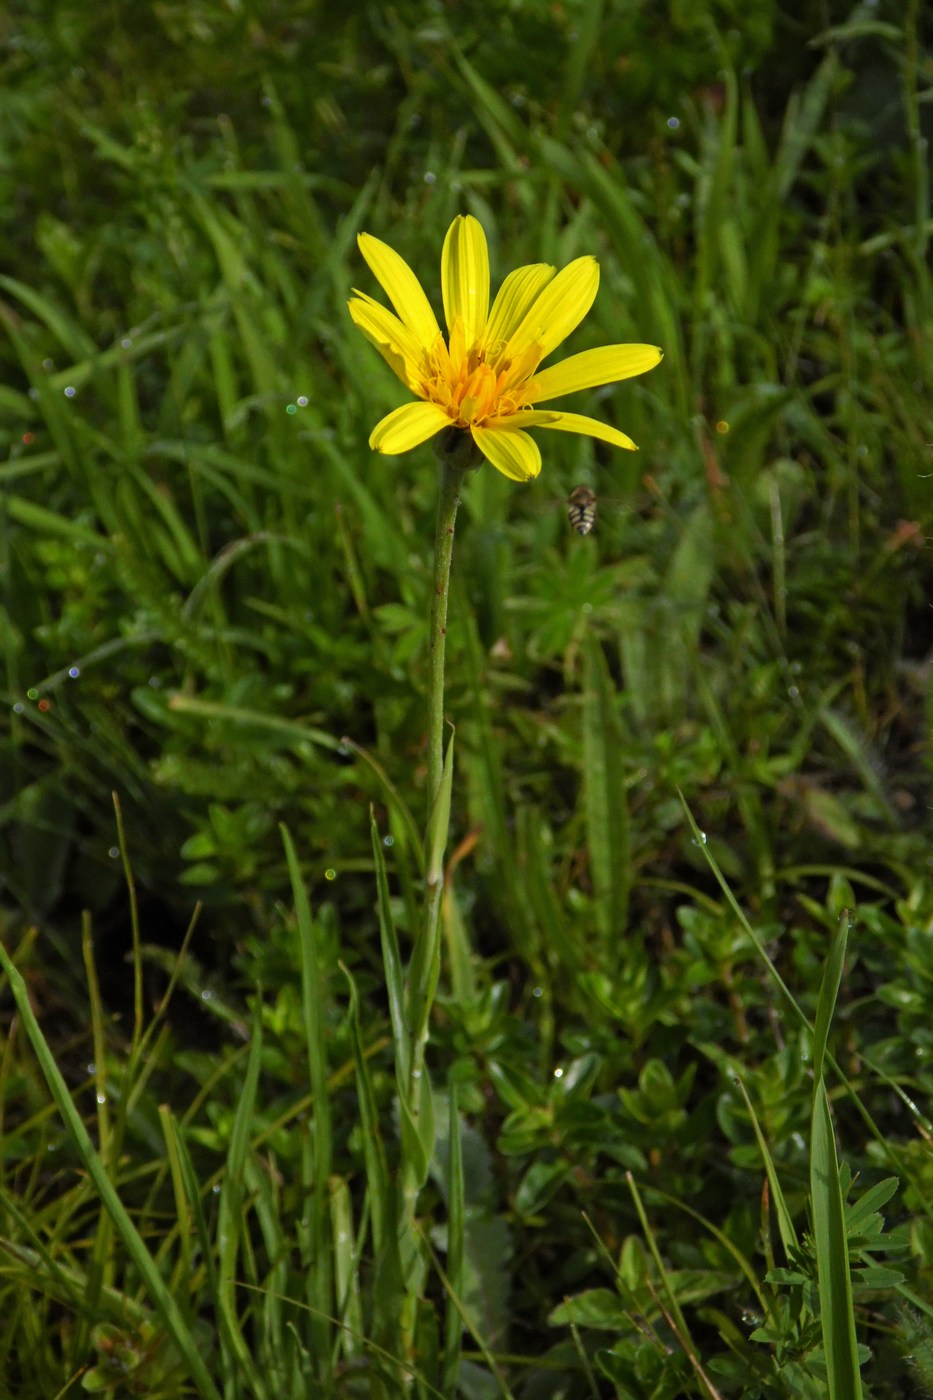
(0, 939, 223, 1400)
(370, 808, 410, 1089)
(340, 961, 405, 1379)
(625, 1172, 724, 1400)
(732, 1074, 799, 1260)
(811, 1083, 863, 1400)
(582, 631, 629, 958)
(281, 822, 334, 1373)
(216, 1000, 269, 1400)
(329, 1176, 364, 1368)
(810, 909, 862, 1398)
(812, 911, 851, 1085)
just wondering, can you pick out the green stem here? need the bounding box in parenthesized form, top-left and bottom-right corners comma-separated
(425, 429, 477, 815)
(397, 428, 477, 1376)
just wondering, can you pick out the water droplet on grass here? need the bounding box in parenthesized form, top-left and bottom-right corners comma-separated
(325, 868, 337, 881)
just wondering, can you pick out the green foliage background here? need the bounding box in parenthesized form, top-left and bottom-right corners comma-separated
(1, 0, 932, 1396)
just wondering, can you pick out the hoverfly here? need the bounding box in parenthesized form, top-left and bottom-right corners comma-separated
(566, 484, 597, 536)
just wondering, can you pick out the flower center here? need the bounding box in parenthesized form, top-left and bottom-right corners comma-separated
(421, 329, 540, 430)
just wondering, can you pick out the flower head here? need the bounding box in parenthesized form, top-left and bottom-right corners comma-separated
(348, 215, 662, 482)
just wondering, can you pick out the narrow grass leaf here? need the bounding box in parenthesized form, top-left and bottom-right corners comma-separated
(637, 1182, 772, 1321)
(397, 1066, 434, 1193)
(0, 273, 97, 361)
(339, 740, 422, 871)
(166, 693, 342, 752)
(340, 962, 405, 1373)
(371, 810, 409, 1086)
(811, 1083, 863, 1400)
(3, 496, 109, 548)
(0, 1227, 150, 1326)
(515, 806, 581, 975)
(733, 1074, 799, 1259)
(626, 1172, 722, 1399)
(330, 1177, 364, 1365)
(281, 823, 334, 1365)
(582, 631, 629, 955)
(407, 731, 455, 1071)
(216, 1001, 269, 1400)
(812, 910, 850, 1086)
(819, 707, 896, 824)
(158, 1106, 205, 1300)
(0, 941, 222, 1400)
(242, 1156, 288, 1380)
(773, 53, 839, 204)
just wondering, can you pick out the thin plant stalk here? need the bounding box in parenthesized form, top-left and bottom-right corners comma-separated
(425, 427, 478, 811)
(395, 428, 477, 1371)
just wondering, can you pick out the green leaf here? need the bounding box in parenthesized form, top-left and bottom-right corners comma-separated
(811, 1083, 863, 1400)
(582, 631, 629, 954)
(281, 823, 333, 1362)
(549, 1288, 628, 1329)
(0, 941, 222, 1400)
(812, 910, 850, 1087)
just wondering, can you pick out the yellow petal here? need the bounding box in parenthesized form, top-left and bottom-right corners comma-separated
(512, 409, 638, 452)
(358, 232, 442, 350)
(441, 216, 489, 348)
(485, 263, 556, 357)
(505, 257, 600, 366)
(471, 424, 541, 481)
(348, 293, 425, 393)
(531, 344, 663, 402)
(370, 401, 451, 454)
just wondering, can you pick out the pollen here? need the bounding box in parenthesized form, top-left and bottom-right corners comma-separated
(423, 344, 538, 430)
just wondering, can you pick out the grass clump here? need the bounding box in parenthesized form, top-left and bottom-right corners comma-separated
(1, 1, 932, 1397)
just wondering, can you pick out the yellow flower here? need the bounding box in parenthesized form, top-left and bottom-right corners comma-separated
(348, 215, 663, 482)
